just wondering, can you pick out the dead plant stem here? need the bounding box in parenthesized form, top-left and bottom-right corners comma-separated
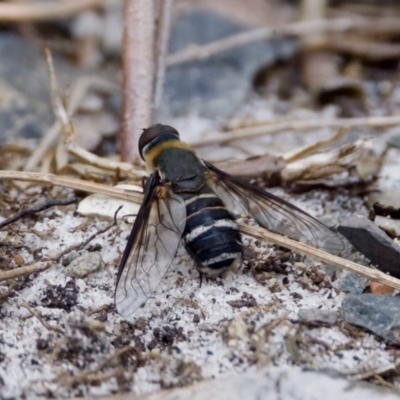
(121, 0, 156, 163)
(0, 262, 52, 282)
(190, 115, 400, 148)
(166, 17, 400, 67)
(0, 0, 108, 22)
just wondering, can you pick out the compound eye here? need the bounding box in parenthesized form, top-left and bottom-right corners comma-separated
(138, 124, 179, 159)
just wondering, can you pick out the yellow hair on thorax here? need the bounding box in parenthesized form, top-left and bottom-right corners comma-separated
(145, 139, 193, 172)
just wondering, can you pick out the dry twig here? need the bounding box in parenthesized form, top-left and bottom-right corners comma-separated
(57, 345, 135, 388)
(49, 206, 122, 262)
(0, 170, 143, 203)
(190, 115, 400, 148)
(21, 304, 64, 335)
(166, 16, 400, 67)
(58, 369, 122, 388)
(319, 36, 400, 61)
(0, 0, 108, 22)
(239, 224, 400, 291)
(86, 304, 111, 316)
(0, 198, 76, 230)
(0, 262, 52, 283)
(121, 0, 156, 163)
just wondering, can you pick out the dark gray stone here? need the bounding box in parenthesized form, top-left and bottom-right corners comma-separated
(160, 10, 297, 120)
(338, 270, 370, 294)
(337, 215, 400, 278)
(298, 308, 337, 324)
(342, 294, 400, 344)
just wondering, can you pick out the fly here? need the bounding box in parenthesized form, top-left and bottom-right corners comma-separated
(114, 124, 344, 316)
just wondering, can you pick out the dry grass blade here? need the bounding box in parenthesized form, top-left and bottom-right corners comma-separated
(190, 115, 400, 147)
(0, 0, 108, 22)
(167, 15, 400, 67)
(44, 48, 146, 178)
(167, 18, 357, 66)
(0, 170, 143, 203)
(25, 76, 117, 172)
(239, 224, 400, 291)
(0, 262, 52, 282)
(283, 126, 349, 163)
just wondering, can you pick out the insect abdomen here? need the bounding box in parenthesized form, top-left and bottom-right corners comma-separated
(182, 186, 242, 272)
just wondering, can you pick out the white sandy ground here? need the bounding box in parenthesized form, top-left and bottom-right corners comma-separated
(1, 95, 400, 398)
(0, 183, 397, 399)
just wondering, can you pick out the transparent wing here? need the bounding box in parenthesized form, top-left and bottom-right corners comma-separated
(205, 162, 344, 254)
(115, 176, 186, 317)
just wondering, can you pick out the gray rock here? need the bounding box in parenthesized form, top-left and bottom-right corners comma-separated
(342, 294, 400, 344)
(337, 215, 400, 278)
(63, 251, 103, 278)
(198, 323, 214, 333)
(109, 366, 400, 400)
(387, 128, 400, 148)
(160, 10, 297, 120)
(338, 270, 370, 294)
(0, 34, 75, 142)
(298, 308, 337, 324)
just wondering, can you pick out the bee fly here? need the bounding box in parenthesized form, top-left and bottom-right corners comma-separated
(115, 124, 344, 316)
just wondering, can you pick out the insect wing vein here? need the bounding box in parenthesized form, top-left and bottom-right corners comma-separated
(115, 179, 186, 317)
(206, 162, 344, 254)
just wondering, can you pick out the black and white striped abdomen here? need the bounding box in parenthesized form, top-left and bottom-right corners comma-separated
(182, 186, 242, 272)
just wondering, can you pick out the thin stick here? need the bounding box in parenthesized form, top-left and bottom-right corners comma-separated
(321, 36, 400, 61)
(166, 17, 400, 67)
(0, 170, 143, 203)
(57, 346, 134, 387)
(50, 206, 122, 262)
(0, 262, 52, 282)
(0, 0, 107, 22)
(153, 0, 174, 117)
(121, 0, 156, 163)
(239, 224, 400, 291)
(58, 369, 122, 388)
(190, 115, 400, 148)
(21, 304, 64, 335)
(0, 198, 76, 230)
(90, 346, 135, 374)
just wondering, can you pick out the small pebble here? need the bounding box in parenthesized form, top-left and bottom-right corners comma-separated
(64, 251, 103, 278)
(228, 317, 248, 340)
(298, 308, 337, 325)
(13, 254, 24, 265)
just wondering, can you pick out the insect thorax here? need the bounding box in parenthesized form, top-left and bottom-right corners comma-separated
(154, 147, 207, 191)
